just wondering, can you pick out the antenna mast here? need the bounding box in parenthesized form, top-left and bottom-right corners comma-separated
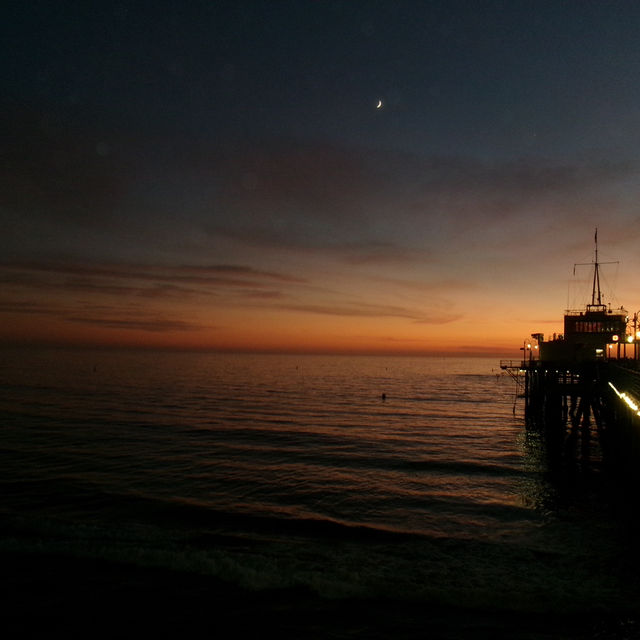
(573, 228, 617, 310)
(592, 227, 601, 306)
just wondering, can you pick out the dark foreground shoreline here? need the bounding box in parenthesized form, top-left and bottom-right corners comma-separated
(2, 551, 638, 639)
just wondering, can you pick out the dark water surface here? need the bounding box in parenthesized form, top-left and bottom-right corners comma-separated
(1, 348, 639, 636)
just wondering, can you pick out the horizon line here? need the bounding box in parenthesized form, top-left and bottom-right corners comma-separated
(0, 339, 517, 358)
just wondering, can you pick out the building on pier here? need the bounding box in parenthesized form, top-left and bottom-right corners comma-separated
(536, 228, 629, 363)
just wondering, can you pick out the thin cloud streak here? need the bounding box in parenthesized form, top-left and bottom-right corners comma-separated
(0, 299, 205, 335)
(0, 257, 461, 328)
(0, 301, 63, 315)
(0, 261, 305, 285)
(0, 262, 305, 301)
(366, 274, 475, 294)
(65, 316, 204, 333)
(280, 302, 459, 324)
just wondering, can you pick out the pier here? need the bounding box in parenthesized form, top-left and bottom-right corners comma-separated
(501, 231, 640, 482)
(501, 358, 640, 480)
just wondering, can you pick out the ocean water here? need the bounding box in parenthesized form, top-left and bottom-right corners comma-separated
(1, 348, 639, 628)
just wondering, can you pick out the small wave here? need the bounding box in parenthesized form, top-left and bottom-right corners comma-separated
(403, 458, 521, 477)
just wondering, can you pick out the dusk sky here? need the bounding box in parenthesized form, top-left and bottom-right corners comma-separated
(3, 1, 640, 355)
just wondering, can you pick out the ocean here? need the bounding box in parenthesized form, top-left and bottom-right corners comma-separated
(1, 348, 639, 637)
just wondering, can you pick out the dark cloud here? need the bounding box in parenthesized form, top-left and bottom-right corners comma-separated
(367, 274, 475, 293)
(0, 301, 62, 315)
(331, 242, 429, 266)
(65, 316, 203, 332)
(238, 290, 286, 300)
(0, 297, 204, 334)
(205, 140, 636, 252)
(0, 294, 205, 335)
(174, 264, 305, 283)
(62, 279, 200, 299)
(0, 258, 461, 326)
(0, 261, 304, 294)
(3, 104, 635, 265)
(280, 302, 459, 324)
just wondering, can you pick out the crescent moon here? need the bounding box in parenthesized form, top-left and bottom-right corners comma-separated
(376, 99, 383, 109)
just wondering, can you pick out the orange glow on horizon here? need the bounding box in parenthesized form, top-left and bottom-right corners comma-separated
(0, 304, 552, 357)
(2, 237, 636, 359)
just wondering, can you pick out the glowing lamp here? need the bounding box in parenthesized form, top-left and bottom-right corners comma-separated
(612, 335, 619, 342)
(628, 335, 634, 343)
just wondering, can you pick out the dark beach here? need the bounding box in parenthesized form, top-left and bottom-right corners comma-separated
(3, 550, 638, 639)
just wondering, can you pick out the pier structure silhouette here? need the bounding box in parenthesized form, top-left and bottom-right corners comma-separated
(502, 356, 640, 479)
(501, 231, 640, 480)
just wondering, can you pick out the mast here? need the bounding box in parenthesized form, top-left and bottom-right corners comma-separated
(592, 227, 601, 306)
(573, 228, 616, 311)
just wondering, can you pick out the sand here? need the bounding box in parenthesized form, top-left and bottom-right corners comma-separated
(3, 550, 639, 638)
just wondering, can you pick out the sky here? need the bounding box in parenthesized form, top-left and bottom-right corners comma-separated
(3, 0, 640, 356)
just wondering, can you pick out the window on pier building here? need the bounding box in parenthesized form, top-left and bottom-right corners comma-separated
(568, 318, 626, 334)
(574, 321, 606, 333)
